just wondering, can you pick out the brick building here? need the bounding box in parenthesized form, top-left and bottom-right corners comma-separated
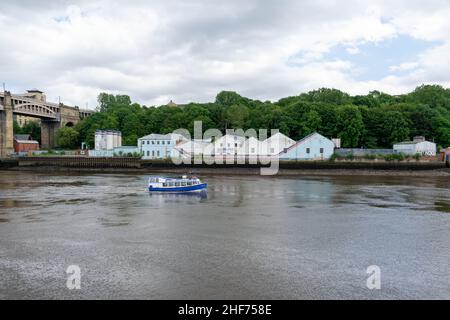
(13, 134, 39, 153)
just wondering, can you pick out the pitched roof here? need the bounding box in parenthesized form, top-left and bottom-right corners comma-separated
(139, 133, 186, 140)
(394, 140, 434, 145)
(14, 134, 31, 141)
(264, 132, 295, 144)
(280, 132, 330, 155)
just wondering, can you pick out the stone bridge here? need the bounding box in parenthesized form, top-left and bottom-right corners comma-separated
(0, 90, 93, 157)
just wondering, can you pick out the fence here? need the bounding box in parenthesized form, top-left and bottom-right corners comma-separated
(334, 148, 394, 157)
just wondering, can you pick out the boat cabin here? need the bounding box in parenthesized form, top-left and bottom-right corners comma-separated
(148, 176, 201, 188)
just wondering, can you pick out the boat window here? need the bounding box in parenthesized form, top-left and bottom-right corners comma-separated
(169, 182, 174, 187)
(175, 182, 181, 187)
(182, 182, 187, 186)
(187, 181, 192, 186)
(162, 183, 167, 187)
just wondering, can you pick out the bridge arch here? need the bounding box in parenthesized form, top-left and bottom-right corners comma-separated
(14, 102, 56, 118)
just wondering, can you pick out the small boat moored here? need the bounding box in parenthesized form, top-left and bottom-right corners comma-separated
(148, 176, 207, 192)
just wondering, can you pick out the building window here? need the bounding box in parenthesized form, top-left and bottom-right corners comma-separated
(147, 151, 150, 156)
(166, 151, 170, 157)
(157, 141, 160, 145)
(251, 148, 255, 153)
(162, 141, 165, 145)
(306, 148, 310, 154)
(152, 141, 155, 144)
(235, 143, 238, 147)
(220, 143, 223, 147)
(157, 151, 160, 157)
(270, 148, 275, 153)
(320, 148, 324, 154)
(152, 151, 155, 157)
(167, 141, 171, 145)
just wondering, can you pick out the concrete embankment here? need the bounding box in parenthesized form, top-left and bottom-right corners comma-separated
(1, 156, 448, 176)
(0, 159, 18, 168)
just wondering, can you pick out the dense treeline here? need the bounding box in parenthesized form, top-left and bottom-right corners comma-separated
(73, 85, 450, 150)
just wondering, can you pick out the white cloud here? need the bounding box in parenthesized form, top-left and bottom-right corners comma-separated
(389, 62, 419, 72)
(0, 0, 449, 108)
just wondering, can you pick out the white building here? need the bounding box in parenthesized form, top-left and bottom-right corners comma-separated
(261, 132, 296, 155)
(139, 133, 187, 159)
(238, 136, 263, 156)
(173, 139, 212, 158)
(95, 130, 122, 151)
(393, 136, 436, 156)
(214, 134, 246, 156)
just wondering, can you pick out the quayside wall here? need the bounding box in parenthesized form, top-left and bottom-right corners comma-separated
(5, 156, 445, 170)
(141, 159, 445, 170)
(17, 157, 141, 168)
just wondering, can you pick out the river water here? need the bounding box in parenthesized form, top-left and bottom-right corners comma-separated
(0, 170, 449, 299)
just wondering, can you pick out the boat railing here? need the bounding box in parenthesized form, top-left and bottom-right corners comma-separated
(149, 177, 202, 186)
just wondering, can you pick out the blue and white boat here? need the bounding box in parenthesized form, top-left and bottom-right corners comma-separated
(148, 176, 207, 192)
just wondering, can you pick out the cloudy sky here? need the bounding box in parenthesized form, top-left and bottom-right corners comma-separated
(1, 0, 450, 108)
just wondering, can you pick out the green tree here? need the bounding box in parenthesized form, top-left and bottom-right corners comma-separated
(408, 84, 450, 109)
(336, 105, 364, 147)
(301, 88, 351, 105)
(379, 111, 410, 146)
(55, 127, 79, 149)
(215, 91, 247, 107)
(300, 110, 322, 136)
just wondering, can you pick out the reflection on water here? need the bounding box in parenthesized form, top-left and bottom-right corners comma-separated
(0, 170, 450, 299)
(148, 190, 208, 201)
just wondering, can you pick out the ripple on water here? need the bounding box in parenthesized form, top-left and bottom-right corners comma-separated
(0, 199, 42, 208)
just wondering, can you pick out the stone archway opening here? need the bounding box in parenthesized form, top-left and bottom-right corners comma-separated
(65, 122, 74, 127)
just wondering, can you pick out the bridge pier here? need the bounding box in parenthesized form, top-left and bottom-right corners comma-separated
(0, 91, 14, 158)
(41, 120, 59, 149)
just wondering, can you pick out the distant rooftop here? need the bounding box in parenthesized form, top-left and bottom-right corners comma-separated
(167, 100, 177, 107)
(395, 136, 431, 145)
(139, 133, 187, 140)
(27, 89, 44, 93)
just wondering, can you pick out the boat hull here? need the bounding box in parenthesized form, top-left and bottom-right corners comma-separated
(148, 183, 207, 192)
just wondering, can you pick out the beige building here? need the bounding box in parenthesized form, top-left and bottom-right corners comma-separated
(14, 114, 41, 127)
(13, 90, 46, 127)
